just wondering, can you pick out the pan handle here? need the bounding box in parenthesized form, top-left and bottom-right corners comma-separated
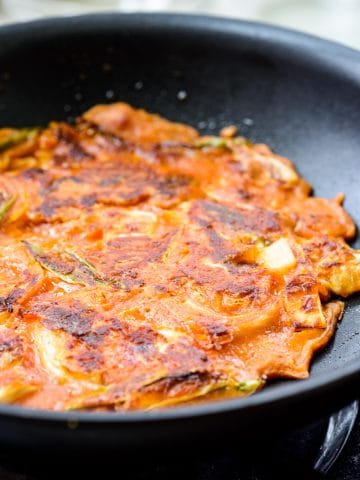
(314, 400, 359, 474)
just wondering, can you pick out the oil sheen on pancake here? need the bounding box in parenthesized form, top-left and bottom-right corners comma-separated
(0, 102, 358, 411)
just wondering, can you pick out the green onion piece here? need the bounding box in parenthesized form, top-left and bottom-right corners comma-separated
(236, 379, 264, 393)
(0, 128, 40, 153)
(23, 241, 107, 286)
(195, 136, 249, 150)
(0, 195, 16, 222)
(65, 250, 107, 285)
(195, 137, 232, 149)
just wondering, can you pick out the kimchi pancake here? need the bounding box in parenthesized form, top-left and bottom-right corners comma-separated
(0, 102, 359, 411)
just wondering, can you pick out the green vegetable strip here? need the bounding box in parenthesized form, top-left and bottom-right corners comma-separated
(65, 251, 107, 285)
(0, 128, 40, 153)
(195, 137, 232, 149)
(195, 136, 249, 150)
(236, 379, 264, 393)
(23, 241, 106, 286)
(0, 195, 16, 222)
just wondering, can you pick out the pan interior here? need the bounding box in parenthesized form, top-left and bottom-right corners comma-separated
(0, 14, 359, 405)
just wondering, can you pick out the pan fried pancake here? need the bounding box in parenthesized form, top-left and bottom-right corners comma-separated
(0, 103, 358, 411)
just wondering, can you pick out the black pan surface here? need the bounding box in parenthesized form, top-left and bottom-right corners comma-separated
(0, 13, 359, 449)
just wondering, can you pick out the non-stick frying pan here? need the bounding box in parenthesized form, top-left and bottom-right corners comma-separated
(0, 13, 359, 450)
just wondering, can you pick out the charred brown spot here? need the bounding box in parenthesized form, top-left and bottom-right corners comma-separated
(224, 249, 256, 266)
(38, 302, 96, 336)
(192, 200, 281, 234)
(107, 235, 170, 265)
(81, 194, 98, 208)
(322, 261, 342, 268)
(154, 284, 168, 293)
(217, 281, 262, 299)
(207, 323, 230, 337)
(110, 318, 124, 332)
(99, 189, 151, 206)
(164, 340, 209, 371)
(98, 175, 123, 187)
(286, 275, 316, 293)
(237, 189, 252, 199)
(80, 121, 130, 151)
(45, 176, 83, 193)
(37, 197, 76, 219)
(53, 123, 93, 164)
(75, 350, 103, 372)
(157, 174, 191, 198)
(112, 277, 145, 292)
(205, 228, 230, 262)
(81, 325, 111, 346)
(206, 323, 233, 349)
(0, 334, 22, 356)
(20, 167, 45, 179)
(141, 371, 215, 395)
(302, 296, 317, 312)
(127, 326, 157, 347)
(0, 288, 24, 313)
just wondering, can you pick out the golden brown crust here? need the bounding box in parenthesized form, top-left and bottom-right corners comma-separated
(0, 102, 358, 411)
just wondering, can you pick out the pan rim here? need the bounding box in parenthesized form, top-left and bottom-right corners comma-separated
(0, 11, 359, 55)
(0, 12, 359, 424)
